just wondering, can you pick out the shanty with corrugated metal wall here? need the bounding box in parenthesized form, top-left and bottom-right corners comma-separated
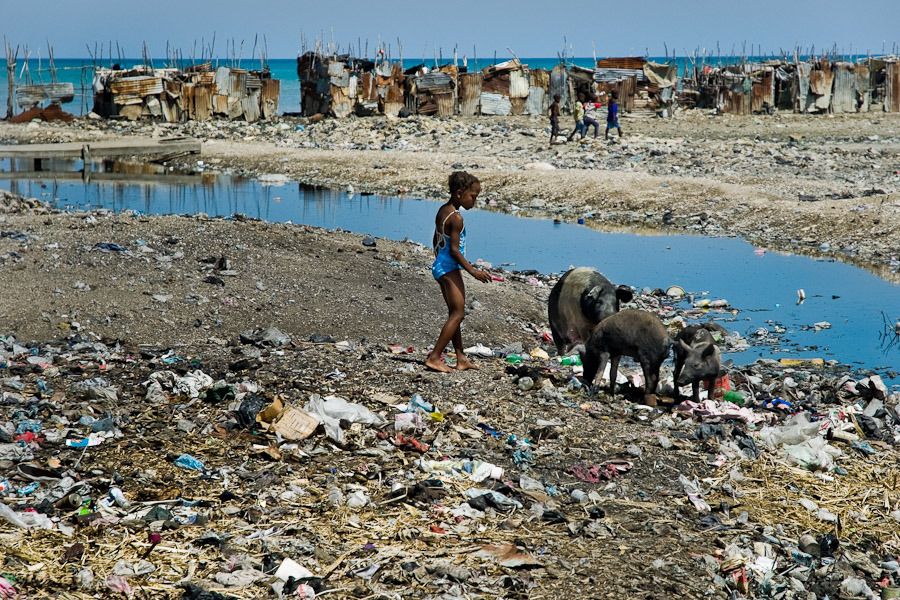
(680, 56, 900, 115)
(92, 63, 280, 122)
(296, 52, 679, 120)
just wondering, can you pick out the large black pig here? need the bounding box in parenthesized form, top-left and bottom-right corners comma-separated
(672, 325, 722, 402)
(547, 267, 634, 357)
(581, 309, 671, 403)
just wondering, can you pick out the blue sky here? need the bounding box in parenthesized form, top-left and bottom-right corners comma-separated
(3, 0, 899, 59)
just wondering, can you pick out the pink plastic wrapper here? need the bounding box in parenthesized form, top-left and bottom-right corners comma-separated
(105, 574, 133, 597)
(0, 577, 18, 599)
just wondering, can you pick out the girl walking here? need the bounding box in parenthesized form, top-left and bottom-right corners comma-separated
(426, 171, 492, 372)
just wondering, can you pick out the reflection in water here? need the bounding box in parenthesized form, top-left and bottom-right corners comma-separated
(0, 162, 899, 381)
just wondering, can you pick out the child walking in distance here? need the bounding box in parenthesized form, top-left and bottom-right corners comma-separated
(582, 93, 602, 139)
(426, 171, 492, 373)
(549, 94, 561, 145)
(567, 92, 585, 141)
(606, 91, 623, 140)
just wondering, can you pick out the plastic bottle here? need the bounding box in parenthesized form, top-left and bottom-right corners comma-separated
(723, 390, 745, 405)
(558, 355, 582, 366)
(17, 482, 40, 496)
(571, 489, 587, 503)
(505, 354, 525, 364)
(109, 487, 131, 509)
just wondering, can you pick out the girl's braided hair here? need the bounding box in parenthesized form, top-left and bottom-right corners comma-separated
(449, 171, 480, 196)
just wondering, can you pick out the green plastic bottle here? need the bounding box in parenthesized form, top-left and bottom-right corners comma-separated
(559, 355, 582, 366)
(723, 390, 745, 405)
(505, 354, 524, 364)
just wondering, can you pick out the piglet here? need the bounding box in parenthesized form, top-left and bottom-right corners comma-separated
(580, 309, 671, 403)
(672, 325, 722, 402)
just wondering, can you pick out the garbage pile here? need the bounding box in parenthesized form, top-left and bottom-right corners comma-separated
(0, 290, 898, 600)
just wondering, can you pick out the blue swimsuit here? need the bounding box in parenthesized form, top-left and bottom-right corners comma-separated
(432, 209, 466, 280)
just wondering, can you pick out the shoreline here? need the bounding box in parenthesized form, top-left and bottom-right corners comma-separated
(3, 110, 898, 282)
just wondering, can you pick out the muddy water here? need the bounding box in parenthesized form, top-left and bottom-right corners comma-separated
(1, 161, 898, 381)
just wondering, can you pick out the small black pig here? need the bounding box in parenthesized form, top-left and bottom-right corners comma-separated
(580, 309, 671, 402)
(548, 267, 634, 357)
(672, 325, 722, 402)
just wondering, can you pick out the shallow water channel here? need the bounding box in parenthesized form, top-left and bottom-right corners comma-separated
(1, 158, 899, 383)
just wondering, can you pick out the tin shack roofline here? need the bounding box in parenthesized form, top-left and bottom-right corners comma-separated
(680, 55, 900, 115)
(92, 63, 279, 122)
(296, 53, 680, 119)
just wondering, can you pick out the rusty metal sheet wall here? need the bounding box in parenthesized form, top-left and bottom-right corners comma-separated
(261, 79, 280, 119)
(510, 97, 527, 115)
(16, 82, 75, 108)
(855, 64, 870, 112)
(887, 62, 900, 113)
(806, 63, 834, 112)
(229, 70, 247, 98)
(331, 85, 352, 118)
(214, 67, 231, 94)
(617, 76, 635, 112)
(480, 92, 511, 115)
(193, 85, 212, 121)
(832, 64, 857, 113)
(509, 70, 529, 98)
(751, 70, 775, 113)
(482, 73, 510, 95)
(596, 57, 645, 70)
(721, 87, 749, 115)
(435, 92, 455, 117)
(458, 72, 482, 116)
(550, 65, 568, 109)
(417, 72, 453, 92)
(529, 69, 550, 89)
(359, 72, 377, 102)
(109, 77, 164, 104)
(242, 89, 260, 123)
(526, 86, 546, 115)
(793, 62, 810, 112)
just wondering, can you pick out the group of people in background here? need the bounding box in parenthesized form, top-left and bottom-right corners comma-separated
(548, 91, 623, 145)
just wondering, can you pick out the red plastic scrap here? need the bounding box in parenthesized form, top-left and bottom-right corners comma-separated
(15, 431, 44, 445)
(377, 431, 430, 453)
(570, 460, 633, 483)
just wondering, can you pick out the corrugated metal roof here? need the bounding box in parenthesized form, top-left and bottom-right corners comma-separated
(593, 68, 646, 83)
(596, 57, 646, 70)
(110, 77, 164, 105)
(417, 72, 453, 92)
(16, 82, 75, 108)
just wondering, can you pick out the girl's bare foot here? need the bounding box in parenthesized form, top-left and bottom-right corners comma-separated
(455, 358, 479, 371)
(425, 355, 453, 373)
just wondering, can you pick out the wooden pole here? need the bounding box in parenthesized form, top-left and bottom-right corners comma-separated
(5, 41, 15, 120)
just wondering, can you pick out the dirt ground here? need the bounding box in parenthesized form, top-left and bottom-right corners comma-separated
(0, 111, 899, 599)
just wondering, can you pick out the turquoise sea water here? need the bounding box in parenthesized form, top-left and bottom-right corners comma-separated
(1, 56, 698, 117)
